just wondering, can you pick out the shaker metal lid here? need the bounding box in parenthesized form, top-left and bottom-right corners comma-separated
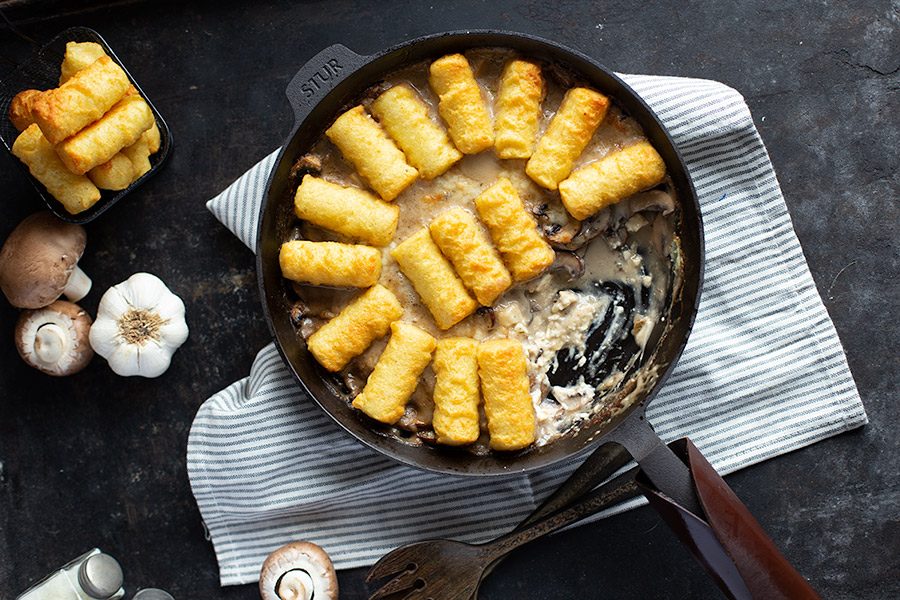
(78, 553, 124, 599)
(133, 589, 175, 600)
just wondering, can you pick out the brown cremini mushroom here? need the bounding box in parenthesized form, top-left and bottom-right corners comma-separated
(259, 541, 338, 600)
(550, 250, 586, 281)
(543, 219, 581, 248)
(0, 212, 92, 308)
(626, 189, 675, 216)
(15, 300, 93, 376)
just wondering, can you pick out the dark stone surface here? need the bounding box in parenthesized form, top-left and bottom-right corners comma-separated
(0, 1, 896, 598)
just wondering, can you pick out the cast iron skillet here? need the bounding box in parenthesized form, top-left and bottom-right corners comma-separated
(257, 30, 702, 476)
(257, 32, 818, 598)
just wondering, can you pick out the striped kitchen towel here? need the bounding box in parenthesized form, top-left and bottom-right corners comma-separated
(190, 73, 867, 586)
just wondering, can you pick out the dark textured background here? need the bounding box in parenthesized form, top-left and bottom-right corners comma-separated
(0, 1, 897, 598)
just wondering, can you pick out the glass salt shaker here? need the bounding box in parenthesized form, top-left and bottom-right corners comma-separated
(17, 548, 125, 600)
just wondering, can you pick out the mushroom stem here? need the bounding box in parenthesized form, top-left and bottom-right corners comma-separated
(276, 569, 314, 600)
(33, 323, 69, 365)
(63, 265, 92, 302)
(259, 541, 338, 600)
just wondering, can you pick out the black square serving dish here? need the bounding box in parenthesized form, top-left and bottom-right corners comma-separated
(0, 26, 172, 224)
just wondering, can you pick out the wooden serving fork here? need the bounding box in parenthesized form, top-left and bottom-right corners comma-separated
(366, 445, 639, 600)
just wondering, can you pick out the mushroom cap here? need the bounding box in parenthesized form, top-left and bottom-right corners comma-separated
(15, 300, 94, 376)
(0, 211, 87, 308)
(259, 541, 338, 600)
(549, 249, 586, 281)
(624, 189, 675, 216)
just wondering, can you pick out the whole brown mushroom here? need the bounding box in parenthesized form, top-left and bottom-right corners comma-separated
(0, 211, 92, 309)
(15, 300, 94, 376)
(259, 541, 338, 600)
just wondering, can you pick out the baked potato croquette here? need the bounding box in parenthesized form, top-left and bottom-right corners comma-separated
(279, 240, 381, 288)
(31, 55, 132, 145)
(56, 94, 153, 175)
(429, 53, 494, 154)
(429, 207, 512, 306)
(59, 41, 107, 84)
(473, 177, 555, 282)
(494, 60, 544, 159)
(307, 285, 404, 372)
(432, 338, 481, 445)
(122, 133, 153, 179)
(294, 175, 399, 247)
(525, 87, 610, 190)
(9, 90, 41, 132)
(88, 153, 135, 190)
(477, 339, 536, 451)
(143, 122, 161, 154)
(559, 141, 667, 220)
(12, 124, 101, 214)
(59, 43, 161, 184)
(352, 322, 436, 424)
(325, 105, 418, 201)
(370, 84, 462, 179)
(391, 228, 478, 330)
(90, 122, 160, 187)
(59, 42, 138, 96)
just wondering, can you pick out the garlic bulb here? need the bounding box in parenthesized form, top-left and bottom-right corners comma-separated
(89, 273, 189, 378)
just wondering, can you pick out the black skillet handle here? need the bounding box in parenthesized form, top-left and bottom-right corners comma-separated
(608, 414, 820, 600)
(284, 44, 368, 127)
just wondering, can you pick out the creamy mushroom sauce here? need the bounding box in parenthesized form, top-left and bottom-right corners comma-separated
(284, 49, 682, 452)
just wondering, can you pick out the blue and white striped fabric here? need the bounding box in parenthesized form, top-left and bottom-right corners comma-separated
(190, 74, 867, 586)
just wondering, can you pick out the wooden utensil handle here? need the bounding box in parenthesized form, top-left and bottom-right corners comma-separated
(479, 470, 639, 565)
(636, 438, 821, 600)
(474, 443, 640, 597)
(517, 442, 636, 530)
